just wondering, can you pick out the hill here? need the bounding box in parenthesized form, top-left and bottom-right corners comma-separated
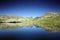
(0, 15, 25, 23)
(0, 15, 33, 29)
(34, 12, 60, 32)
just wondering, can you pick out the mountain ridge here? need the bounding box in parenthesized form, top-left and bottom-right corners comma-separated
(34, 12, 60, 32)
(0, 12, 60, 32)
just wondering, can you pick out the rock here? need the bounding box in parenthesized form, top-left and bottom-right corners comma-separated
(0, 15, 25, 23)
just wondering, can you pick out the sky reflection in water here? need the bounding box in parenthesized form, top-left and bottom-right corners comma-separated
(0, 26, 60, 40)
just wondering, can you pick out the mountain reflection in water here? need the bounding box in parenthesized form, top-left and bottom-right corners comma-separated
(0, 23, 60, 40)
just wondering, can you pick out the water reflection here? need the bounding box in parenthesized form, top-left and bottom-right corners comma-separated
(0, 23, 33, 29)
(0, 23, 60, 40)
(0, 23, 60, 32)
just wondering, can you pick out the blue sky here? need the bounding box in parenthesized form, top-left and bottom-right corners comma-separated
(0, 0, 60, 17)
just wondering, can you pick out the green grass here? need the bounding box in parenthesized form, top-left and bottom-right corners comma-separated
(34, 16, 60, 32)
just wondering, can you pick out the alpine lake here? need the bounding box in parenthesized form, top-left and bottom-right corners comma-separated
(0, 22, 60, 40)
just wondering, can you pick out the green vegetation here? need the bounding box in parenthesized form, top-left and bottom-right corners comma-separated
(0, 12, 60, 32)
(34, 12, 60, 32)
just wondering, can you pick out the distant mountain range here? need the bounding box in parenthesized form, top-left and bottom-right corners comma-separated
(0, 15, 25, 22)
(0, 12, 60, 32)
(0, 12, 60, 22)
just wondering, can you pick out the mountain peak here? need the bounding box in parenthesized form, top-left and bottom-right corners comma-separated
(44, 12, 60, 18)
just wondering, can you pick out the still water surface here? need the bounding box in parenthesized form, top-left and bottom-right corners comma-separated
(0, 23, 60, 40)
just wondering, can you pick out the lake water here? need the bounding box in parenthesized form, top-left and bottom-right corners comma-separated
(0, 23, 60, 40)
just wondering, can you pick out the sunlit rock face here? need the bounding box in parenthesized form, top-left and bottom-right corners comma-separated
(44, 12, 60, 18)
(34, 12, 60, 32)
(39, 12, 60, 20)
(0, 15, 25, 22)
(0, 12, 60, 32)
(0, 15, 33, 29)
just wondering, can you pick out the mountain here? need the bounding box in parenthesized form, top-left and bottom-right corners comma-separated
(34, 12, 60, 32)
(44, 12, 60, 18)
(0, 15, 25, 23)
(0, 12, 60, 32)
(35, 12, 60, 20)
(0, 15, 33, 29)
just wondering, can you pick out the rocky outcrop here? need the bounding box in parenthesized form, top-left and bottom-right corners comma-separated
(0, 15, 25, 23)
(0, 15, 33, 29)
(44, 12, 60, 18)
(34, 12, 60, 32)
(35, 12, 60, 20)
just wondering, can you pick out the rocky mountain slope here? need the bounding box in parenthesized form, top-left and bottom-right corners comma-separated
(34, 12, 60, 32)
(0, 12, 60, 32)
(0, 15, 25, 22)
(0, 15, 33, 29)
(35, 12, 60, 19)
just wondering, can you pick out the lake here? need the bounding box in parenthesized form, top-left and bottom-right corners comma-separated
(0, 23, 60, 40)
